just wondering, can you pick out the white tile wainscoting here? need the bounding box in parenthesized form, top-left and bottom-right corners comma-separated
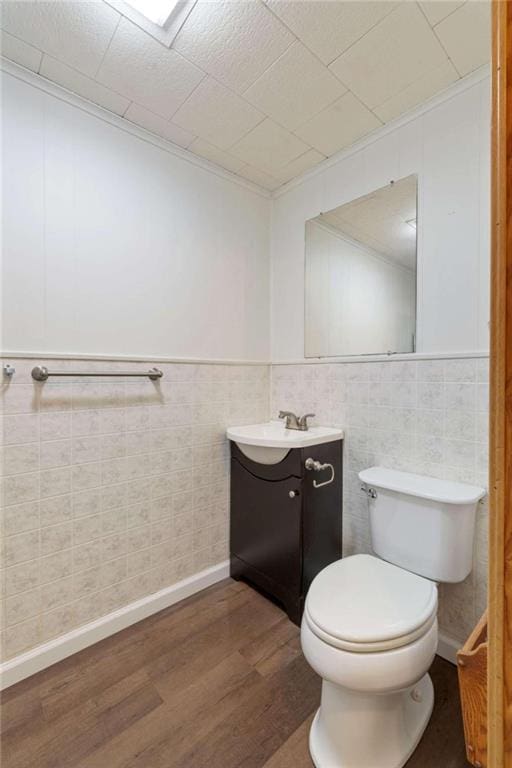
(0, 353, 489, 678)
(0, 358, 269, 663)
(271, 356, 489, 645)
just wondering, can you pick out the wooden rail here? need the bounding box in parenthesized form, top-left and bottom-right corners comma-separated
(458, 611, 488, 767)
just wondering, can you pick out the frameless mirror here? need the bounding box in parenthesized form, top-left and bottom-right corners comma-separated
(305, 175, 417, 357)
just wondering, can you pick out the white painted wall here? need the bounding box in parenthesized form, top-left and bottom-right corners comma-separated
(1, 72, 271, 361)
(305, 221, 415, 357)
(271, 74, 490, 362)
(1, 69, 490, 366)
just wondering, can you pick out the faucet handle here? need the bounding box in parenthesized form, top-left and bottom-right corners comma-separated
(298, 413, 316, 430)
(278, 410, 300, 430)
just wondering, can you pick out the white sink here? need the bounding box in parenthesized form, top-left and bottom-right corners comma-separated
(227, 420, 344, 465)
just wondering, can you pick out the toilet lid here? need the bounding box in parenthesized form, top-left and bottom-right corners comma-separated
(305, 554, 437, 649)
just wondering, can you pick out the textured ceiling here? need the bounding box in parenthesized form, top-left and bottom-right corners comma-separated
(319, 174, 417, 270)
(0, 0, 490, 191)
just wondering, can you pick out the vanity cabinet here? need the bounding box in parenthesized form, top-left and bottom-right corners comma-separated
(230, 439, 343, 625)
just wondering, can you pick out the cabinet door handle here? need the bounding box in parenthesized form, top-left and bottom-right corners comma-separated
(288, 490, 299, 498)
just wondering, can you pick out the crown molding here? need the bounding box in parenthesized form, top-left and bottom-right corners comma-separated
(0, 57, 271, 200)
(313, 218, 415, 275)
(1, 57, 490, 203)
(273, 64, 491, 199)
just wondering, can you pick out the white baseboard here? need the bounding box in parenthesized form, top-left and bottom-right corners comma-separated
(0, 562, 462, 690)
(437, 632, 461, 665)
(0, 560, 230, 690)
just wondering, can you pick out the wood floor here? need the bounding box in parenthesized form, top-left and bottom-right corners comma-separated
(0, 579, 469, 768)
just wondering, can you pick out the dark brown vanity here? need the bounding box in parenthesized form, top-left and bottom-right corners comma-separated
(229, 438, 343, 625)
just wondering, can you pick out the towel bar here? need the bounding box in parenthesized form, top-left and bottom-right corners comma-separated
(31, 365, 163, 382)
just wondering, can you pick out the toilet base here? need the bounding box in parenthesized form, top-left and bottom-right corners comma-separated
(309, 673, 434, 768)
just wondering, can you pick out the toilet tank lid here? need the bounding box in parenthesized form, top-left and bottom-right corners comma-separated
(359, 467, 486, 505)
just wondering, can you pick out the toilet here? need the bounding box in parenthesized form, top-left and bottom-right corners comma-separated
(301, 466, 485, 768)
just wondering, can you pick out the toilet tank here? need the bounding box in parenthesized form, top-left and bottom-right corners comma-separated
(358, 467, 486, 583)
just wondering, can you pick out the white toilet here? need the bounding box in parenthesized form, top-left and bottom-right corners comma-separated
(301, 466, 485, 768)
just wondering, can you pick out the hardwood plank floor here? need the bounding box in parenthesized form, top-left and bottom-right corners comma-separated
(0, 580, 468, 768)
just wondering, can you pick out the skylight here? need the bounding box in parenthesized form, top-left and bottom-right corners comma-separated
(124, 0, 179, 27)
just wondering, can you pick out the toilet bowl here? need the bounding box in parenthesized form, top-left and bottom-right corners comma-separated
(301, 555, 437, 768)
(300, 467, 485, 768)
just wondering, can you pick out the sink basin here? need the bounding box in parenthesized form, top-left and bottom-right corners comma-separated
(226, 421, 344, 465)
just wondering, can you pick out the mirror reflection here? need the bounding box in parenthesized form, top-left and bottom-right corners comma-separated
(305, 175, 417, 357)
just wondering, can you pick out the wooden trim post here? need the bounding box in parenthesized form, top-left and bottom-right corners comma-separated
(489, 2, 512, 765)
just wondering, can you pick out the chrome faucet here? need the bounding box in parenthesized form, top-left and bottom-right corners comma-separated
(298, 413, 316, 430)
(278, 411, 316, 431)
(278, 410, 300, 429)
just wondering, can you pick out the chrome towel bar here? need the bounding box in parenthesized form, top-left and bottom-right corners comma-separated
(31, 365, 163, 382)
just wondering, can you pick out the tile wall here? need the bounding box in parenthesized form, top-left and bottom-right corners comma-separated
(0, 358, 269, 661)
(0, 354, 489, 663)
(271, 356, 489, 644)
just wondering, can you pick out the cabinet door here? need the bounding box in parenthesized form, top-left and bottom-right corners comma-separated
(230, 459, 302, 595)
(301, 440, 343, 593)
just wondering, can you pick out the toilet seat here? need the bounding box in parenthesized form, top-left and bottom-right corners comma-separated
(305, 607, 437, 652)
(305, 554, 437, 653)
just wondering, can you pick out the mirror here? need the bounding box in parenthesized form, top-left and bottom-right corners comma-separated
(305, 175, 417, 358)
